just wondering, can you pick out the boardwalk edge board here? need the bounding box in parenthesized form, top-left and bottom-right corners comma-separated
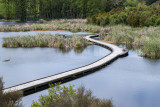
(3, 34, 128, 95)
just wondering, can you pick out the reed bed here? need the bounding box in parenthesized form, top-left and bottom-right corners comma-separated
(0, 19, 160, 58)
(2, 34, 88, 51)
(99, 25, 160, 59)
(0, 19, 101, 33)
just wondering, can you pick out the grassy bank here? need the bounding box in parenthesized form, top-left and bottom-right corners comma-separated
(2, 34, 88, 52)
(0, 19, 160, 59)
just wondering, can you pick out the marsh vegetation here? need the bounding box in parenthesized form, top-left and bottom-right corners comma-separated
(2, 34, 88, 52)
(31, 84, 113, 107)
(1, 19, 160, 59)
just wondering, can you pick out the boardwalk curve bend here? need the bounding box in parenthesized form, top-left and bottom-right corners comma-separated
(3, 34, 128, 95)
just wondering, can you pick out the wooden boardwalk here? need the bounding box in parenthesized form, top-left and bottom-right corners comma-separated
(3, 34, 128, 95)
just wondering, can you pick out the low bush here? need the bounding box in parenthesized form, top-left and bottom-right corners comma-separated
(87, 3, 160, 27)
(145, 15, 159, 26)
(126, 12, 140, 27)
(31, 84, 113, 107)
(155, 17, 160, 25)
(109, 14, 121, 25)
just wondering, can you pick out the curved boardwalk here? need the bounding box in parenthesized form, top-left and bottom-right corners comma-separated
(3, 34, 128, 95)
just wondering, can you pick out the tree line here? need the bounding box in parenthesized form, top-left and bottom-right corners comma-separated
(0, 0, 159, 21)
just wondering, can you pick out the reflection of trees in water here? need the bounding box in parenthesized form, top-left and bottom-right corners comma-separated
(74, 46, 86, 54)
(57, 46, 86, 54)
(57, 47, 72, 53)
(119, 43, 142, 55)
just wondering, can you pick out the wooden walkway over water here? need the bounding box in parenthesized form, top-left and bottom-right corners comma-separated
(3, 34, 128, 95)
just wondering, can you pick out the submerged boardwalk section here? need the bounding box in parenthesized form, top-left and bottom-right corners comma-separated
(3, 35, 128, 95)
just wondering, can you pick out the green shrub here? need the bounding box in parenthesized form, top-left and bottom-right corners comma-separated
(95, 17, 102, 25)
(91, 15, 97, 24)
(109, 14, 121, 25)
(87, 4, 160, 27)
(124, 0, 138, 7)
(100, 16, 109, 26)
(155, 18, 160, 25)
(145, 15, 158, 26)
(142, 39, 160, 59)
(139, 11, 151, 26)
(74, 42, 82, 48)
(31, 84, 113, 107)
(127, 12, 140, 27)
(118, 12, 128, 24)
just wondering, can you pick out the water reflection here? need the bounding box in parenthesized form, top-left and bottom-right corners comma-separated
(0, 31, 109, 89)
(23, 49, 160, 107)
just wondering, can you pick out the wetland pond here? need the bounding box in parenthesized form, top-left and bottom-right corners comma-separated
(0, 31, 160, 107)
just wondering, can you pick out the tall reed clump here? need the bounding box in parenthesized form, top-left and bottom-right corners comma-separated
(31, 84, 113, 107)
(0, 19, 102, 33)
(142, 39, 160, 59)
(0, 78, 23, 107)
(2, 34, 88, 51)
(99, 25, 160, 59)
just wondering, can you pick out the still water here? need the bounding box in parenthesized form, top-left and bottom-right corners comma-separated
(22, 49, 160, 107)
(0, 31, 100, 88)
(1, 31, 160, 107)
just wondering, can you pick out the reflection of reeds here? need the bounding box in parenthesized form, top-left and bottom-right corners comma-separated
(3, 34, 88, 51)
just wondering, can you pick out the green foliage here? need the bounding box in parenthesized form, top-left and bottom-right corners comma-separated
(124, 0, 139, 7)
(100, 16, 110, 26)
(57, 42, 63, 48)
(139, 11, 151, 26)
(0, 0, 115, 21)
(31, 84, 113, 107)
(145, 15, 158, 26)
(118, 12, 128, 24)
(74, 42, 82, 48)
(155, 18, 160, 25)
(109, 14, 121, 25)
(126, 12, 140, 27)
(87, 3, 160, 27)
(142, 39, 160, 58)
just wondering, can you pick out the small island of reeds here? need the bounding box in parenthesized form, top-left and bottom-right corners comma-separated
(2, 34, 89, 51)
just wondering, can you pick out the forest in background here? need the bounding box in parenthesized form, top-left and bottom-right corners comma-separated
(0, 0, 159, 22)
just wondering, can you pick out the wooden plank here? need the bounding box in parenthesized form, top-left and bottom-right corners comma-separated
(3, 34, 128, 94)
